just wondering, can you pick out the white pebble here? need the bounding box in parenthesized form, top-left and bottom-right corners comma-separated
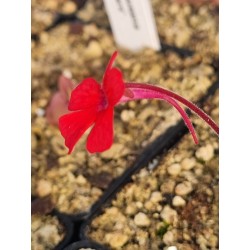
(181, 157, 196, 170)
(195, 144, 214, 161)
(167, 246, 178, 250)
(172, 196, 186, 207)
(168, 163, 182, 176)
(121, 109, 135, 122)
(150, 191, 163, 203)
(134, 212, 151, 227)
(36, 108, 45, 117)
(163, 231, 175, 245)
(160, 206, 178, 224)
(105, 232, 128, 248)
(175, 181, 193, 196)
(36, 179, 52, 197)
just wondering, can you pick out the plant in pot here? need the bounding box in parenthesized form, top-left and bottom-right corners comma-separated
(57, 51, 218, 154)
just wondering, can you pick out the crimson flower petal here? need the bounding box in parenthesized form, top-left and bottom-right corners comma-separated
(102, 51, 125, 106)
(86, 107, 114, 153)
(68, 78, 102, 111)
(104, 51, 118, 73)
(59, 110, 97, 154)
(103, 68, 125, 106)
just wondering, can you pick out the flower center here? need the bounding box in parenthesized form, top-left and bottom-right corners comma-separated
(98, 89, 108, 111)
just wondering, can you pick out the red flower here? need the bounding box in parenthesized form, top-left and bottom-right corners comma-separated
(59, 51, 125, 153)
(59, 51, 219, 155)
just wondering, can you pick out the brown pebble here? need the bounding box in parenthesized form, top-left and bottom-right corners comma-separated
(32, 197, 54, 215)
(69, 22, 83, 35)
(88, 172, 113, 189)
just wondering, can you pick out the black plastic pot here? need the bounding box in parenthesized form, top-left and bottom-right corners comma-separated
(52, 210, 74, 250)
(63, 239, 109, 250)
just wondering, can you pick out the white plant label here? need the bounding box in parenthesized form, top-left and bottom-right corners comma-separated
(103, 0, 161, 51)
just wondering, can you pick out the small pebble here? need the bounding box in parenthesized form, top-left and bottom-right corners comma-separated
(196, 234, 208, 249)
(61, 1, 77, 14)
(148, 159, 159, 171)
(136, 230, 149, 245)
(105, 232, 128, 248)
(144, 201, 154, 211)
(163, 231, 175, 245)
(183, 233, 191, 241)
(167, 246, 178, 250)
(84, 41, 103, 59)
(35, 225, 61, 245)
(61, 70, 72, 80)
(150, 191, 163, 203)
(168, 163, 181, 176)
(75, 175, 87, 185)
(175, 181, 193, 196)
(125, 204, 137, 215)
(172, 196, 186, 207)
(208, 234, 218, 248)
(88, 172, 113, 189)
(121, 109, 135, 122)
(160, 180, 176, 193)
(134, 212, 151, 227)
(195, 144, 214, 161)
(160, 206, 178, 224)
(36, 179, 52, 197)
(36, 108, 45, 117)
(181, 157, 196, 170)
(135, 201, 143, 209)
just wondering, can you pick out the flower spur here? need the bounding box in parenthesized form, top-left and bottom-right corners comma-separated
(59, 51, 219, 154)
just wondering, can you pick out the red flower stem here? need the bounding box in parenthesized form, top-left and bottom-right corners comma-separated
(119, 85, 198, 144)
(122, 82, 219, 135)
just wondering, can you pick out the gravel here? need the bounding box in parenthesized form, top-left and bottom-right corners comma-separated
(86, 91, 219, 249)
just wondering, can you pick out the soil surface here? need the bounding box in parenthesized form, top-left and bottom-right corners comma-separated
(86, 91, 219, 250)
